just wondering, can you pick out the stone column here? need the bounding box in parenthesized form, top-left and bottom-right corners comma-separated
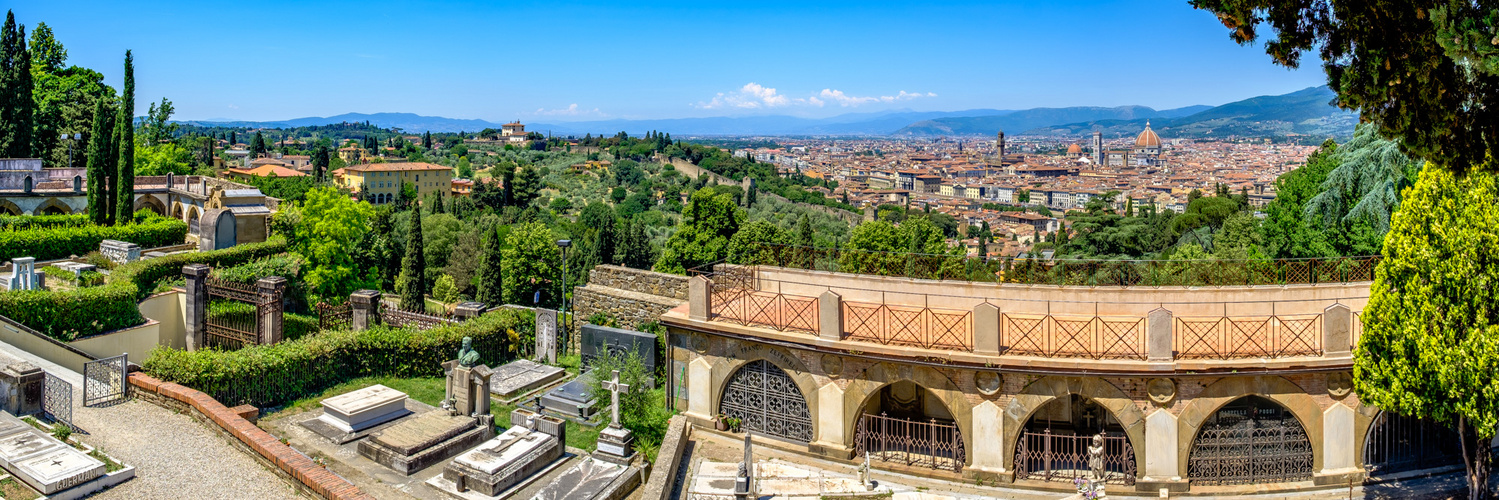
(257, 277, 287, 345)
(183, 264, 211, 351)
(350, 290, 381, 331)
(818, 290, 842, 342)
(1146, 308, 1173, 363)
(1314, 402, 1364, 485)
(688, 275, 711, 321)
(685, 357, 714, 426)
(1323, 303, 1352, 357)
(454, 301, 486, 322)
(973, 302, 1000, 355)
(969, 400, 1006, 479)
(810, 382, 851, 459)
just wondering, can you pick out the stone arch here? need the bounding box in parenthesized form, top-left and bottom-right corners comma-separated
(843, 363, 972, 466)
(0, 199, 20, 216)
(171, 202, 184, 220)
(1176, 376, 1324, 478)
(186, 206, 201, 234)
(134, 195, 166, 215)
(35, 198, 71, 215)
(710, 344, 820, 441)
(1002, 376, 1147, 477)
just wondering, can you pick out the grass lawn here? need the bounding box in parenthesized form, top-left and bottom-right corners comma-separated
(0, 477, 38, 500)
(269, 373, 603, 452)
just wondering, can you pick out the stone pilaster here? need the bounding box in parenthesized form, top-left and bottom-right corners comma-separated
(1136, 408, 1187, 493)
(973, 302, 1000, 355)
(809, 382, 852, 459)
(183, 264, 211, 351)
(689, 275, 711, 321)
(1314, 402, 1365, 485)
(1147, 308, 1173, 362)
(1323, 303, 1352, 357)
(818, 290, 842, 342)
(350, 290, 381, 331)
(968, 400, 1006, 480)
(257, 276, 287, 345)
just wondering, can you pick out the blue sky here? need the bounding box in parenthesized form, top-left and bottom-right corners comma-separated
(14, 0, 1326, 122)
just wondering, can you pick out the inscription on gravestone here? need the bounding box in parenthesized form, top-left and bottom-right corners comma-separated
(535, 308, 558, 364)
(580, 324, 657, 376)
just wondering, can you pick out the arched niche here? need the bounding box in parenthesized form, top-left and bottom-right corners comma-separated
(1002, 376, 1146, 479)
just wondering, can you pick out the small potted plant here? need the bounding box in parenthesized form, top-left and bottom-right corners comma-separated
(715, 413, 730, 431)
(725, 416, 743, 433)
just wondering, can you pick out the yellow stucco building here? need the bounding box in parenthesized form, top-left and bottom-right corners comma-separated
(339, 162, 454, 205)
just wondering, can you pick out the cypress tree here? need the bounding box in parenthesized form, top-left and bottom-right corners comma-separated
(113, 50, 134, 224)
(474, 229, 503, 306)
(399, 211, 426, 311)
(10, 24, 33, 159)
(228, 130, 235, 145)
(312, 143, 329, 183)
(85, 99, 114, 224)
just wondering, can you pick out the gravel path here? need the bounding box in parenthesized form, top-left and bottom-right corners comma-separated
(0, 340, 303, 500)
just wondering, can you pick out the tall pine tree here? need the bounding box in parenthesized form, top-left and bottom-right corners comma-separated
(399, 211, 426, 311)
(113, 50, 134, 224)
(84, 98, 114, 224)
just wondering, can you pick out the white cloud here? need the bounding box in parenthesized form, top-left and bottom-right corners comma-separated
(532, 103, 604, 117)
(697, 83, 936, 109)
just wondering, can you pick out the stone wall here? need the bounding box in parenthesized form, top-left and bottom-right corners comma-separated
(639, 415, 691, 500)
(586, 265, 689, 300)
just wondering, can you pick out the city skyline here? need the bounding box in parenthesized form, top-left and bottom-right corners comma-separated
(19, 0, 1325, 123)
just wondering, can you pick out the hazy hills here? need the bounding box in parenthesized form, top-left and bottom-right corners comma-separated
(177, 86, 1352, 139)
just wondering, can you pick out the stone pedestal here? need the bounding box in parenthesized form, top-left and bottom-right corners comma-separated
(592, 425, 637, 466)
(183, 264, 212, 351)
(350, 290, 380, 331)
(357, 411, 494, 475)
(0, 363, 42, 417)
(257, 276, 287, 345)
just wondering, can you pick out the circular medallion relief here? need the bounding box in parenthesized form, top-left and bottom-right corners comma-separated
(690, 333, 709, 353)
(1147, 378, 1176, 405)
(1327, 372, 1353, 398)
(974, 371, 1002, 396)
(821, 354, 844, 378)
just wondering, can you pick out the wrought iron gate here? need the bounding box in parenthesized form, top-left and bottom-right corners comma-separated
(855, 413, 965, 473)
(717, 360, 813, 443)
(1364, 411, 1462, 475)
(205, 277, 280, 349)
(42, 372, 72, 429)
(316, 302, 352, 331)
(1015, 430, 1136, 485)
(1187, 401, 1313, 485)
(83, 354, 129, 407)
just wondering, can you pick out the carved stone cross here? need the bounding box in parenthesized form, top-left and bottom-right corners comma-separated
(601, 370, 629, 428)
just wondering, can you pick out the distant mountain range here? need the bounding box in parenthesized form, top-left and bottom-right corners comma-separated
(177, 86, 1353, 139)
(901, 86, 1353, 139)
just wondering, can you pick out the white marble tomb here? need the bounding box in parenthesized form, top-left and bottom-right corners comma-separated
(318, 384, 412, 433)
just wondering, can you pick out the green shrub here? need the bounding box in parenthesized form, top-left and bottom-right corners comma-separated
(0, 212, 187, 261)
(0, 237, 288, 340)
(0, 214, 90, 231)
(211, 254, 308, 312)
(143, 307, 535, 407)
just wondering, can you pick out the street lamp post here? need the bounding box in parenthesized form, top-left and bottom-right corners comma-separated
(60, 133, 82, 168)
(556, 239, 572, 353)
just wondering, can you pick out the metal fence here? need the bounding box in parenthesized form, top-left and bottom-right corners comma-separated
(1364, 412, 1463, 475)
(854, 412, 965, 473)
(205, 277, 281, 350)
(42, 372, 71, 430)
(83, 354, 129, 407)
(1015, 430, 1136, 485)
(1174, 315, 1322, 359)
(735, 243, 1380, 286)
(1002, 316, 1146, 360)
(379, 303, 458, 330)
(316, 302, 352, 331)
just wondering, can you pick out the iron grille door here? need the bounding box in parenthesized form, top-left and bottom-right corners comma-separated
(83, 354, 129, 407)
(718, 360, 813, 443)
(42, 372, 72, 429)
(1364, 411, 1462, 475)
(1188, 417, 1313, 485)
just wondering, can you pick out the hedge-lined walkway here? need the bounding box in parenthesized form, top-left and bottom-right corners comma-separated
(0, 340, 302, 499)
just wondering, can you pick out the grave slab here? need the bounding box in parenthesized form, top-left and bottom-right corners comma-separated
(488, 360, 566, 400)
(438, 424, 563, 496)
(539, 371, 597, 422)
(358, 410, 493, 475)
(529, 457, 640, 500)
(318, 384, 412, 433)
(14, 446, 105, 494)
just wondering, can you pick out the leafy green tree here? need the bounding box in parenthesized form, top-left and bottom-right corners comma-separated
(112, 50, 134, 224)
(475, 228, 504, 306)
(431, 274, 458, 304)
(29, 27, 113, 169)
(362, 205, 402, 292)
(290, 187, 375, 303)
(26, 21, 63, 71)
(1212, 212, 1262, 259)
(1191, 0, 1499, 173)
(654, 189, 743, 274)
(445, 229, 483, 299)
(134, 142, 193, 175)
(501, 221, 560, 307)
(1354, 166, 1499, 500)
(84, 98, 114, 225)
(399, 207, 426, 311)
(511, 164, 541, 207)
(1304, 123, 1420, 236)
(1261, 141, 1340, 258)
(794, 214, 814, 248)
(142, 97, 176, 144)
(422, 213, 461, 282)
(578, 202, 617, 266)
(616, 218, 655, 270)
(456, 157, 472, 179)
(727, 220, 787, 264)
(0, 14, 35, 159)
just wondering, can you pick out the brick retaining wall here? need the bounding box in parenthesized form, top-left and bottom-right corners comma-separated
(128, 373, 376, 500)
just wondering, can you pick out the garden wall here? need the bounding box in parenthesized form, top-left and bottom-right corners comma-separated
(573, 265, 686, 331)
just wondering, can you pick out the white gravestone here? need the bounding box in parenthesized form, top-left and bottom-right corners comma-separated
(318, 384, 412, 433)
(16, 446, 106, 494)
(593, 370, 636, 464)
(5, 257, 39, 291)
(535, 309, 558, 364)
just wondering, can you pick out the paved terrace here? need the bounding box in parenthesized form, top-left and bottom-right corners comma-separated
(667, 262, 1370, 373)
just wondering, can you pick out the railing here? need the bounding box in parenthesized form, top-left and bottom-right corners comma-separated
(379, 304, 457, 330)
(855, 412, 964, 473)
(316, 302, 352, 331)
(1174, 315, 1322, 359)
(735, 243, 1380, 286)
(1002, 315, 1146, 360)
(707, 267, 818, 334)
(844, 301, 972, 351)
(1015, 430, 1136, 485)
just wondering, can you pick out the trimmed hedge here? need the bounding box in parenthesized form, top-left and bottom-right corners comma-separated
(0, 237, 288, 340)
(0, 213, 187, 261)
(0, 214, 90, 231)
(143, 307, 535, 407)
